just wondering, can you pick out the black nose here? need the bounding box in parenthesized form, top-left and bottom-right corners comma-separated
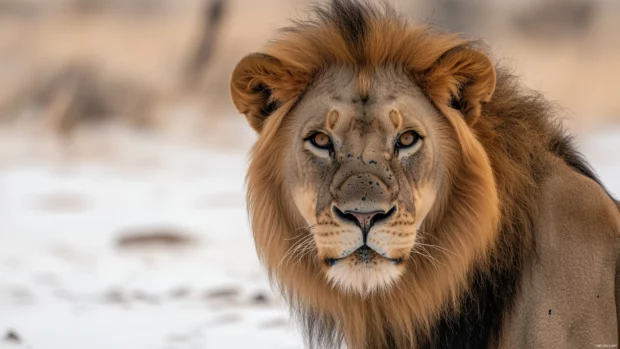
(332, 206, 397, 241)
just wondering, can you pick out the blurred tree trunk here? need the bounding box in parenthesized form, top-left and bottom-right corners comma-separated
(184, 0, 226, 89)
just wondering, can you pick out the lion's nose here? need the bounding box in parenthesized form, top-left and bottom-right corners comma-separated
(333, 206, 397, 241)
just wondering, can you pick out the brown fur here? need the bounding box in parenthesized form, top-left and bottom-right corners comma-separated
(230, 1, 617, 348)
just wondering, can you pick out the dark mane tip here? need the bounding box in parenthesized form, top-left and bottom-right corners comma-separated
(310, 0, 381, 59)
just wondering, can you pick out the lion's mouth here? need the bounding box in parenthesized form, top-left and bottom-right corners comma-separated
(325, 245, 404, 266)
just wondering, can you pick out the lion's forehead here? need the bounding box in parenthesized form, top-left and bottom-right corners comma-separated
(292, 67, 430, 139)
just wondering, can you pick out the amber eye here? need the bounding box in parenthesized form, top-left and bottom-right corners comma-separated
(396, 131, 420, 149)
(309, 132, 332, 150)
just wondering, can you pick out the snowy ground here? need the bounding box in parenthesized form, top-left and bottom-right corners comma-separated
(0, 121, 618, 349)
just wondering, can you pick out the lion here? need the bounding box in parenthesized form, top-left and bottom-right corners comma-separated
(229, 1, 620, 348)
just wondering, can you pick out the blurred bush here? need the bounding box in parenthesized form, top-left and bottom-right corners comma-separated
(2, 63, 154, 133)
(0, 0, 618, 135)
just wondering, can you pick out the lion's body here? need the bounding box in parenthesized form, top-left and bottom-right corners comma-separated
(498, 156, 619, 348)
(230, 1, 620, 348)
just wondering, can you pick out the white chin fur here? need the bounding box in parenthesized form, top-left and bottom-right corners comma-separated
(326, 258, 403, 296)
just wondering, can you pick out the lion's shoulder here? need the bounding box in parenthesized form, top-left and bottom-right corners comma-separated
(538, 154, 620, 241)
(540, 154, 620, 236)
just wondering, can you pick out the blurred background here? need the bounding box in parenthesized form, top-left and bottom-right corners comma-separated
(0, 0, 618, 348)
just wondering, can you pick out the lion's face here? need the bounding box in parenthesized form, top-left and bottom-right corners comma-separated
(284, 68, 450, 294)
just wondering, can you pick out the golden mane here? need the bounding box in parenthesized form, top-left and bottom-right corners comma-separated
(231, 1, 607, 347)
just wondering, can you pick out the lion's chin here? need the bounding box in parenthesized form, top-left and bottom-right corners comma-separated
(325, 251, 405, 296)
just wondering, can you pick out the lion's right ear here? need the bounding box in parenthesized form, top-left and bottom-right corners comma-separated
(230, 53, 303, 133)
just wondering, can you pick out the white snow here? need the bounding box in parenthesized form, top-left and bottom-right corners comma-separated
(0, 122, 618, 349)
(0, 123, 301, 349)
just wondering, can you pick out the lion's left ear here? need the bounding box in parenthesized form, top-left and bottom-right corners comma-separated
(420, 47, 496, 125)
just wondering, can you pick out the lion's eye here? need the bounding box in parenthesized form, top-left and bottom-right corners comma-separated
(396, 131, 420, 148)
(309, 132, 332, 150)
